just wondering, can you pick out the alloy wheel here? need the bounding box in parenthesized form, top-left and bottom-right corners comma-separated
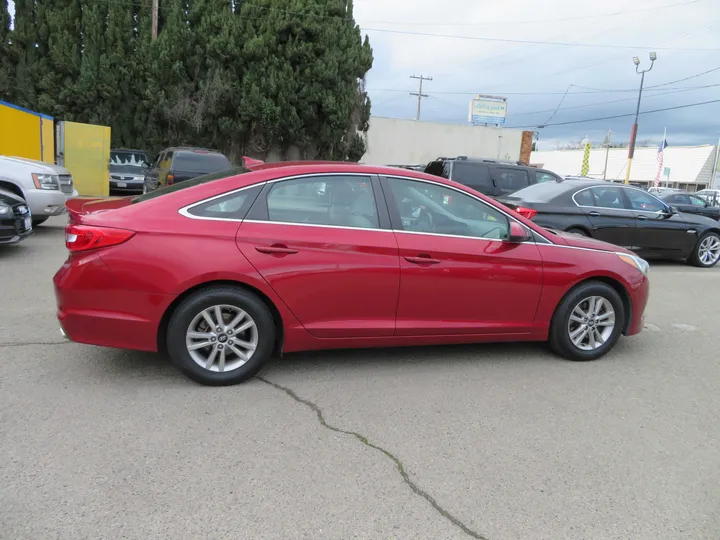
(185, 304, 258, 373)
(567, 296, 615, 351)
(698, 235, 720, 266)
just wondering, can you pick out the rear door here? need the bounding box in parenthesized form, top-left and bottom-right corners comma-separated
(237, 174, 400, 338)
(381, 175, 543, 336)
(624, 188, 694, 257)
(490, 166, 531, 197)
(576, 186, 635, 248)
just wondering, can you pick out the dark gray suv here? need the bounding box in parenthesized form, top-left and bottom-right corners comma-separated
(424, 156, 562, 198)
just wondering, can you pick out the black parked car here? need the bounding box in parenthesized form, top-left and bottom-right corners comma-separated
(110, 149, 151, 195)
(498, 180, 720, 268)
(424, 156, 562, 198)
(144, 147, 231, 192)
(0, 188, 32, 245)
(659, 192, 720, 221)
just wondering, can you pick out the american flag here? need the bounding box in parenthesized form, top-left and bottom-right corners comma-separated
(654, 130, 668, 188)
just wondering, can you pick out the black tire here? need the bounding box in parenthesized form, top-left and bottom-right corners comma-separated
(32, 218, 48, 226)
(166, 286, 276, 386)
(565, 227, 589, 237)
(688, 231, 720, 268)
(548, 280, 625, 362)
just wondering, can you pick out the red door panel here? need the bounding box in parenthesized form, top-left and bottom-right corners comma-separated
(394, 232, 544, 336)
(237, 222, 400, 337)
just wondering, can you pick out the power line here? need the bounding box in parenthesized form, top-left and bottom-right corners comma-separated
(361, 27, 720, 52)
(368, 83, 720, 96)
(506, 99, 720, 129)
(647, 65, 720, 88)
(507, 84, 720, 118)
(540, 85, 571, 127)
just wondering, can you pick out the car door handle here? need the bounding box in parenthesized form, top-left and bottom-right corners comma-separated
(589, 211, 601, 216)
(405, 255, 441, 265)
(637, 215, 648, 220)
(255, 245, 299, 255)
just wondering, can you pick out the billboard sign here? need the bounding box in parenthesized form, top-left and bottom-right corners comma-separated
(468, 95, 507, 125)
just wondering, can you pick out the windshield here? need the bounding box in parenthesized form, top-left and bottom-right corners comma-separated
(173, 152, 231, 173)
(131, 167, 250, 204)
(111, 151, 149, 167)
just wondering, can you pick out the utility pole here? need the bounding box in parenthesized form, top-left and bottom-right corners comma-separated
(624, 52, 656, 184)
(602, 128, 612, 180)
(410, 75, 432, 121)
(152, 0, 159, 40)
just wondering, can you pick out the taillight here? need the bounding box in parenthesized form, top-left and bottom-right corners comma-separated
(514, 206, 537, 220)
(65, 224, 135, 252)
(167, 173, 175, 185)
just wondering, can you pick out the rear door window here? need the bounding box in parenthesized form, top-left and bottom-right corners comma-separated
(173, 152, 231, 173)
(266, 175, 378, 229)
(450, 162, 492, 190)
(573, 188, 595, 207)
(589, 187, 628, 210)
(492, 167, 530, 194)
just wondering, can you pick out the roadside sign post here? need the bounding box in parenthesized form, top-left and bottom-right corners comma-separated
(664, 167, 671, 188)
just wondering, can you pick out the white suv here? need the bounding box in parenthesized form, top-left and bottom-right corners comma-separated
(0, 156, 78, 225)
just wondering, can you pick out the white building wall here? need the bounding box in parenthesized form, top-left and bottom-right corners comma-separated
(360, 116, 525, 166)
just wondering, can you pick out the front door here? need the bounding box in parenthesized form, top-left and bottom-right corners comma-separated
(237, 174, 400, 338)
(624, 188, 693, 258)
(576, 186, 635, 249)
(381, 176, 543, 336)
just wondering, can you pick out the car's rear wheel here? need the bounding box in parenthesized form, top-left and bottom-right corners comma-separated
(166, 286, 275, 385)
(689, 231, 720, 268)
(32, 218, 48, 226)
(565, 227, 589, 236)
(549, 281, 625, 361)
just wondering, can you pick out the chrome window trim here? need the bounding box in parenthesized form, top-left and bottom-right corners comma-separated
(178, 170, 557, 245)
(572, 184, 668, 214)
(178, 182, 266, 221)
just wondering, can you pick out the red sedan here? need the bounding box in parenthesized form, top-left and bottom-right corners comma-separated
(54, 163, 649, 386)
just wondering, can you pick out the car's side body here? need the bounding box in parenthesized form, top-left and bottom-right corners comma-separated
(55, 165, 648, 359)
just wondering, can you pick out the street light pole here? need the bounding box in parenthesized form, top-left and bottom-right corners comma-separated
(624, 52, 656, 185)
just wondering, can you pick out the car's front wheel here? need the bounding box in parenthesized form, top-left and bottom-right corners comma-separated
(549, 281, 625, 361)
(166, 286, 276, 386)
(689, 231, 720, 268)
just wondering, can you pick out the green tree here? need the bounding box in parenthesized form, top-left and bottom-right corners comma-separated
(0, 0, 13, 100)
(11, 0, 42, 109)
(73, 0, 108, 123)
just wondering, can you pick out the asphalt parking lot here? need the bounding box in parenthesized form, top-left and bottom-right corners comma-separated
(1, 216, 719, 540)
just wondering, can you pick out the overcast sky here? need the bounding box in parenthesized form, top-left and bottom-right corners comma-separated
(354, 0, 720, 149)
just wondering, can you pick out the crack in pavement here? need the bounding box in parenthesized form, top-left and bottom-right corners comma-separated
(0, 340, 71, 348)
(258, 376, 489, 540)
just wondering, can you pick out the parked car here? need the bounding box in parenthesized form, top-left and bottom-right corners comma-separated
(0, 188, 32, 245)
(143, 147, 231, 192)
(109, 149, 150, 195)
(55, 163, 649, 386)
(497, 180, 720, 268)
(424, 156, 562, 198)
(659, 192, 720, 220)
(647, 186, 681, 195)
(0, 155, 78, 225)
(695, 188, 720, 207)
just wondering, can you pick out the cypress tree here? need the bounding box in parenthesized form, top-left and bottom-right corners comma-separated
(74, 0, 107, 123)
(12, 0, 41, 109)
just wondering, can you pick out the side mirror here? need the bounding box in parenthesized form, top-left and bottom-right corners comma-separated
(664, 205, 677, 215)
(508, 221, 531, 243)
